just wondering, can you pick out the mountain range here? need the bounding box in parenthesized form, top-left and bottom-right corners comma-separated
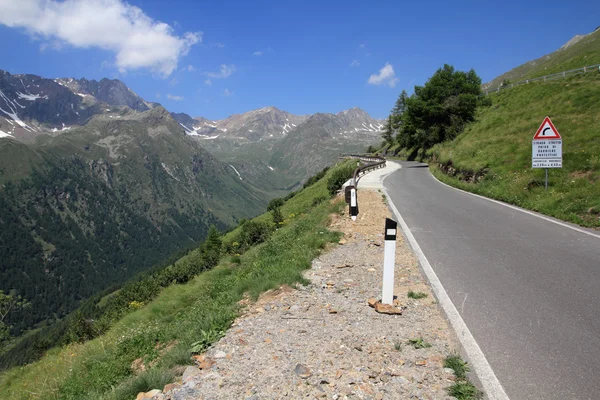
(0, 69, 382, 333)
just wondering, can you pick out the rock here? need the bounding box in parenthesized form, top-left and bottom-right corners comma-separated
(328, 308, 338, 314)
(199, 357, 215, 370)
(367, 298, 378, 308)
(337, 264, 353, 269)
(171, 387, 203, 400)
(367, 268, 376, 272)
(214, 350, 227, 359)
(182, 365, 201, 380)
(289, 305, 300, 312)
(136, 389, 162, 399)
(294, 363, 312, 379)
(263, 305, 271, 311)
(393, 376, 410, 385)
(338, 239, 347, 245)
(335, 370, 343, 379)
(163, 383, 180, 393)
(374, 302, 403, 315)
(415, 359, 427, 367)
(443, 368, 455, 375)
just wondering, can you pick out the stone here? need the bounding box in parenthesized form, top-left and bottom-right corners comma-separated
(338, 239, 347, 245)
(335, 370, 343, 379)
(415, 359, 427, 367)
(182, 365, 201, 380)
(214, 350, 227, 359)
(294, 363, 312, 379)
(367, 268, 376, 272)
(336, 264, 353, 269)
(367, 298, 378, 308)
(289, 305, 300, 312)
(163, 383, 179, 393)
(374, 302, 403, 315)
(136, 389, 162, 399)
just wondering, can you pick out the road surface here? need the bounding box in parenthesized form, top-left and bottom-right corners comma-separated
(382, 161, 600, 400)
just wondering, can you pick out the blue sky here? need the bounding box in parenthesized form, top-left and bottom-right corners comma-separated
(0, 0, 598, 120)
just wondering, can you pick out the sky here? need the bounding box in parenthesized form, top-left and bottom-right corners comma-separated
(0, 0, 598, 120)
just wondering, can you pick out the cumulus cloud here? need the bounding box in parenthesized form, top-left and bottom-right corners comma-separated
(253, 51, 263, 56)
(204, 79, 212, 86)
(350, 59, 360, 67)
(185, 65, 196, 72)
(206, 64, 236, 79)
(223, 88, 233, 97)
(0, 0, 201, 77)
(167, 94, 183, 101)
(367, 63, 399, 87)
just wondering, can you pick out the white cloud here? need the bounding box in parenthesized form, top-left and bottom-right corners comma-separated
(350, 59, 360, 67)
(359, 43, 366, 48)
(367, 63, 399, 87)
(204, 79, 212, 86)
(186, 65, 196, 72)
(156, 92, 161, 99)
(167, 94, 183, 101)
(223, 88, 233, 97)
(253, 51, 263, 56)
(0, 0, 201, 77)
(206, 64, 236, 79)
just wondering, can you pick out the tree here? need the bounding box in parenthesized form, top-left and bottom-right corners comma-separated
(391, 90, 409, 131)
(202, 225, 222, 267)
(381, 115, 395, 145)
(399, 64, 487, 150)
(0, 290, 29, 349)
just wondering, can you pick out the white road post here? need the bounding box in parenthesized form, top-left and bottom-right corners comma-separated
(350, 187, 358, 221)
(382, 218, 397, 305)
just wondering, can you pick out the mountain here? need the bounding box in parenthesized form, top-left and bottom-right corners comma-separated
(172, 106, 308, 142)
(484, 27, 600, 91)
(0, 70, 161, 141)
(173, 106, 383, 192)
(0, 105, 267, 334)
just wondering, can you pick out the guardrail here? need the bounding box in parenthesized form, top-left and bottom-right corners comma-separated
(339, 153, 387, 187)
(484, 63, 600, 94)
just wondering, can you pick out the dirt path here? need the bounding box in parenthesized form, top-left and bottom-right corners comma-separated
(144, 190, 460, 400)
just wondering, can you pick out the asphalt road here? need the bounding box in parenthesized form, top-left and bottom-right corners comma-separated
(383, 161, 600, 400)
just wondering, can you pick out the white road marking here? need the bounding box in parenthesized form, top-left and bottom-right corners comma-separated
(429, 170, 600, 240)
(384, 183, 510, 400)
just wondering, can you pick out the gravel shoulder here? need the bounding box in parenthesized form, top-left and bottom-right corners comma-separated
(149, 190, 461, 400)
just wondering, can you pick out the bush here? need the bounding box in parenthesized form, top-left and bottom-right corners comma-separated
(267, 197, 285, 211)
(327, 163, 356, 195)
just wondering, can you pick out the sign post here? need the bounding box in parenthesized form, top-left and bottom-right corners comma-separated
(350, 187, 358, 221)
(532, 116, 562, 190)
(382, 218, 397, 305)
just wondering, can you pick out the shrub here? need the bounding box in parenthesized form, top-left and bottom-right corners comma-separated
(267, 197, 285, 211)
(327, 163, 356, 195)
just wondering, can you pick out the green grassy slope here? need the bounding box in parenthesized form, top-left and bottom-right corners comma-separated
(431, 73, 600, 227)
(0, 160, 352, 400)
(485, 28, 600, 90)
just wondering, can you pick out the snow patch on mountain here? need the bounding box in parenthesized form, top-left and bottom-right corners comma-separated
(229, 164, 242, 180)
(16, 92, 41, 101)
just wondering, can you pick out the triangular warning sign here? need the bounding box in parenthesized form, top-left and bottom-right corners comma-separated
(533, 117, 561, 139)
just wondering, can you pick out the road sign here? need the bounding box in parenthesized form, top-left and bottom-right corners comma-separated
(532, 140, 562, 168)
(532, 117, 562, 169)
(533, 116, 561, 140)
(349, 187, 358, 221)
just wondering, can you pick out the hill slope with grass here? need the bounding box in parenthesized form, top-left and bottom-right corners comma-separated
(0, 160, 356, 400)
(430, 73, 600, 227)
(484, 27, 600, 91)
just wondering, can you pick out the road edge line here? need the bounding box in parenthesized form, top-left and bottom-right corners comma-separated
(428, 170, 600, 240)
(383, 187, 510, 400)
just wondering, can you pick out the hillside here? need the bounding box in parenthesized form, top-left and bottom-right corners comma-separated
(484, 27, 600, 91)
(0, 107, 267, 335)
(431, 73, 600, 227)
(0, 159, 356, 399)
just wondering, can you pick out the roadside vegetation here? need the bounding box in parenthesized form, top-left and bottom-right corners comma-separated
(0, 161, 355, 399)
(376, 57, 600, 228)
(431, 74, 600, 228)
(444, 354, 482, 399)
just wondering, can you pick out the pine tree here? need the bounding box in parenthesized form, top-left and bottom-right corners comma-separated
(381, 115, 394, 145)
(391, 90, 409, 131)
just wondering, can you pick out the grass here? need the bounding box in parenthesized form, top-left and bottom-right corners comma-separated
(431, 73, 600, 228)
(407, 290, 428, 299)
(393, 341, 402, 351)
(444, 354, 482, 400)
(0, 162, 349, 400)
(407, 337, 431, 349)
